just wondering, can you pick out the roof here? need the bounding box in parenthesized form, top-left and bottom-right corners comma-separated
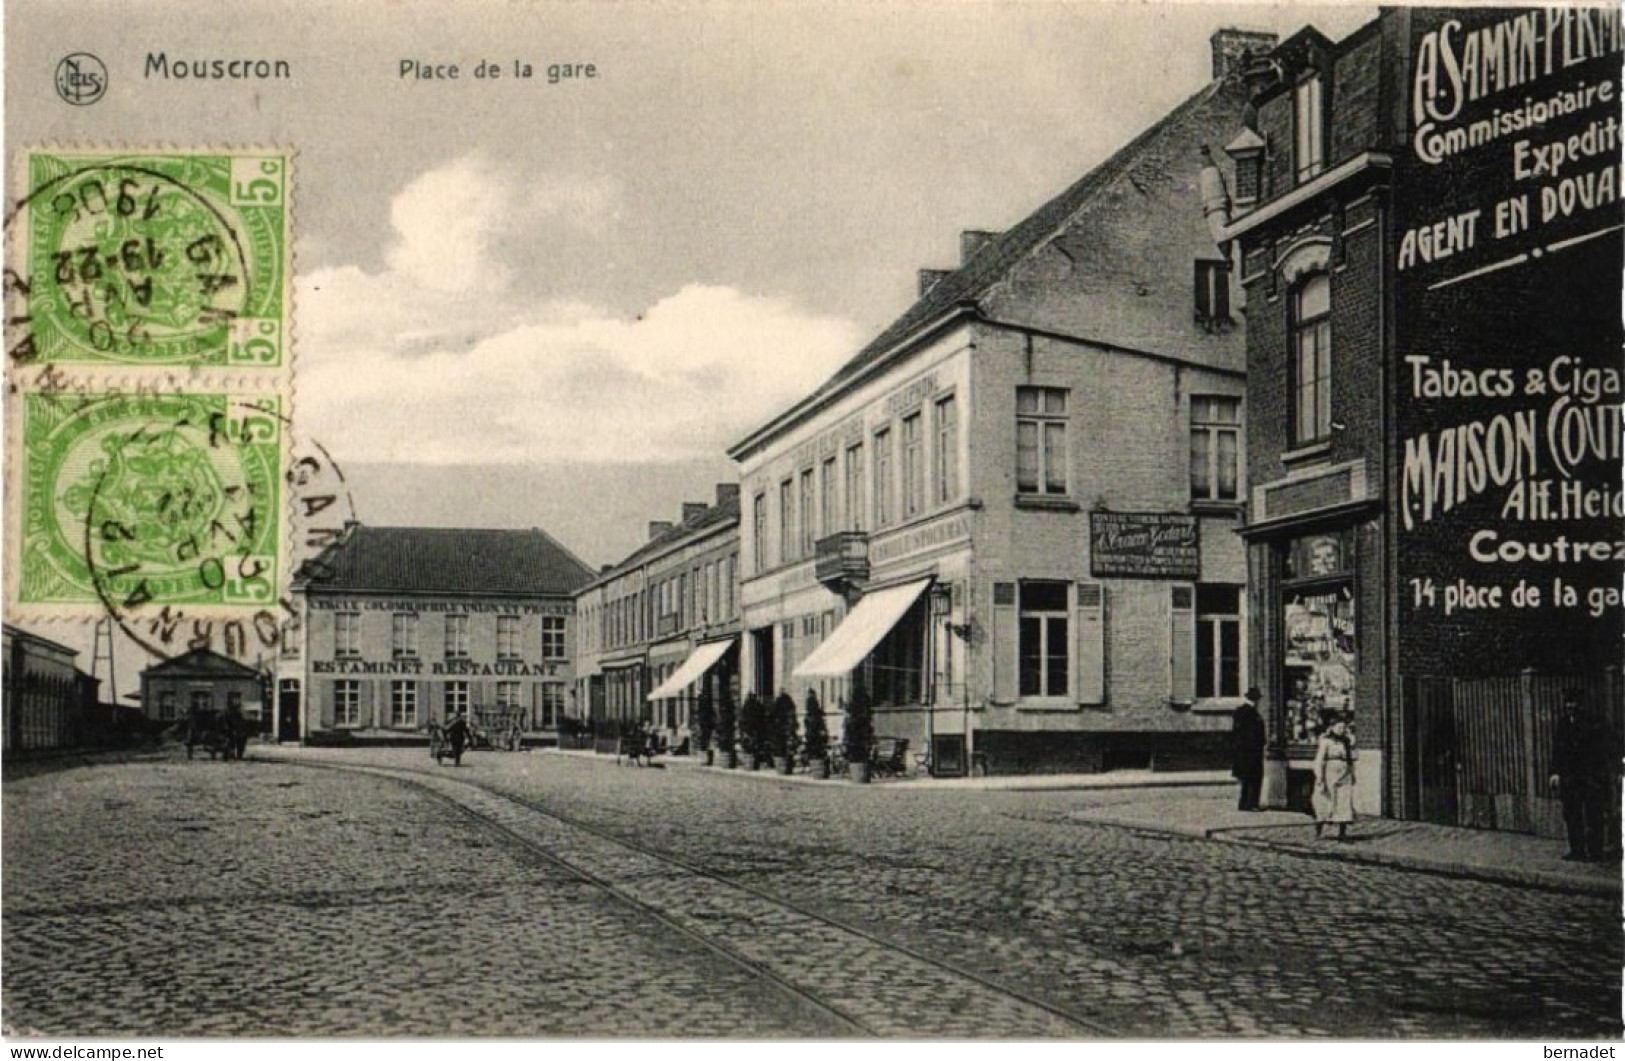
(584, 492, 740, 591)
(2, 623, 81, 658)
(731, 71, 1249, 460)
(298, 525, 595, 598)
(142, 648, 262, 680)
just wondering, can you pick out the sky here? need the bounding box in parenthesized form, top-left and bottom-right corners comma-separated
(5, 0, 1380, 693)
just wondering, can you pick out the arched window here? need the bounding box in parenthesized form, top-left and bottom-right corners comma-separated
(1291, 274, 1332, 445)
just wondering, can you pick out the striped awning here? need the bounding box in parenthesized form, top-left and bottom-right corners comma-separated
(792, 578, 932, 679)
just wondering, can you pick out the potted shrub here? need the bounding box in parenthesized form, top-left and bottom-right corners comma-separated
(844, 681, 875, 783)
(692, 686, 716, 766)
(802, 689, 830, 779)
(716, 683, 738, 768)
(771, 691, 799, 775)
(740, 693, 767, 770)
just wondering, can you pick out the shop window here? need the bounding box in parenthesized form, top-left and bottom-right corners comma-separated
(1291, 275, 1333, 446)
(1194, 260, 1231, 326)
(1283, 530, 1356, 744)
(496, 681, 522, 711)
(392, 613, 418, 658)
(541, 616, 565, 659)
(536, 683, 564, 729)
(1016, 387, 1068, 495)
(335, 612, 360, 658)
(901, 412, 923, 518)
(390, 681, 418, 728)
(495, 616, 520, 660)
(935, 393, 959, 504)
(873, 428, 894, 527)
(1196, 584, 1243, 698)
(1191, 396, 1241, 502)
(867, 596, 926, 707)
(1294, 74, 1325, 183)
(334, 681, 360, 727)
(445, 615, 470, 660)
(845, 443, 865, 532)
(1019, 580, 1070, 698)
(444, 681, 469, 720)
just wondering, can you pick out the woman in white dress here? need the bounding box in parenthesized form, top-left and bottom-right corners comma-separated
(1313, 714, 1357, 840)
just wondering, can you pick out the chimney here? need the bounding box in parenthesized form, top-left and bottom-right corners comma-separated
(715, 482, 740, 508)
(681, 502, 707, 524)
(1210, 28, 1278, 81)
(918, 268, 952, 297)
(648, 520, 674, 541)
(960, 230, 999, 265)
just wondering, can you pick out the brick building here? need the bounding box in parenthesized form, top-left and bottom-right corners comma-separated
(1215, 8, 1623, 823)
(574, 485, 741, 744)
(289, 525, 593, 743)
(726, 31, 1276, 775)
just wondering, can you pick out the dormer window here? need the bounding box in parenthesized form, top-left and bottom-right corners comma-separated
(1294, 74, 1325, 183)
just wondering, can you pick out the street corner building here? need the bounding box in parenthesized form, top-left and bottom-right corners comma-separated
(724, 31, 1283, 777)
(281, 525, 595, 745)
(1210, 7, 1624, 825)
(573, 484, 742, 744)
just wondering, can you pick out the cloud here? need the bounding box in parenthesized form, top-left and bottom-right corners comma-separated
(297, 157, 862, 465)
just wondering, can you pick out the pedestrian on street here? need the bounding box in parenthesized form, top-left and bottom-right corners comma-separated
(1312, 712, 1357, 840)
(1231, 687, 1267, 811)
(1550, 688, 1618, 862)
(446, 709, 471, 767)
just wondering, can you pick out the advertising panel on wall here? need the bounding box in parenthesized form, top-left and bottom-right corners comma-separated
(1393, 6, 1624, 675)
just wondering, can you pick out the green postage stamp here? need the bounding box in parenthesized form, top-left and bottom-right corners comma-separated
(14, 392, 283, 613)
(12, 150, 289, 368)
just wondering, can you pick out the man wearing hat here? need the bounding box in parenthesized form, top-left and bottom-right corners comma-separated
(1550, 688, 1618, 862)
(1231, 687, 1267, 811)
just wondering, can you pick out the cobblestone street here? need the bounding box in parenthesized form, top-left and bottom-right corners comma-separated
(5, 747, 1620, 1039)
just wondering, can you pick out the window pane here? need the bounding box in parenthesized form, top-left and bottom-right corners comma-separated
(1019, 617, 1042, 696)
(1043, 422, 1066, 492)
(1017, 388, 1039, 414)
(1021, 581, 1068, 611)
(1190, 431, 1211, 498)
(1217, 429, 1238, 499)
(1196, 621, 1216, 699)
(1299, 275, 1330, 318)
(1044, 389, 1066, 415)
(1016, 421, 1038, 491)
(1046, 616, 1069, 694)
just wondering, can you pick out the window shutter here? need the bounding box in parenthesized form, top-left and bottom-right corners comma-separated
(417, 681, 428, 727)
(360, 680, 375, 728)
(1170, 585, 1195, 702)
(316, 680, 332, 729)
(1075, 582, 1105, 705)
(992, 581, 1018, 704)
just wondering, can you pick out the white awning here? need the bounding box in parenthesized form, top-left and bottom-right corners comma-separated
(646, 638, 736, 701)
(792, 578, 933, 679)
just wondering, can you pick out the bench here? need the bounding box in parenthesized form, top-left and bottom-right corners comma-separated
(616, 734, 664, 767)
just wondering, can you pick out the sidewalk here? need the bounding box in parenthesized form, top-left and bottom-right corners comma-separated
(543, 746, 1621, 894)
(1064, 789, 1622, 896)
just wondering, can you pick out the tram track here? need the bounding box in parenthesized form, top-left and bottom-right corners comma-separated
(286, 757, 1120, 1039)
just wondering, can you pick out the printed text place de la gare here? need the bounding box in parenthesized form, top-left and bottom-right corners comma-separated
(399, 59, 596, 83)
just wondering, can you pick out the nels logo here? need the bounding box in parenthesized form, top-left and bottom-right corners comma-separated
(55, 52, 107, 105)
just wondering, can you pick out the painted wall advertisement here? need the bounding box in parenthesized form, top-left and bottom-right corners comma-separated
(1395, 7, 1623, 673)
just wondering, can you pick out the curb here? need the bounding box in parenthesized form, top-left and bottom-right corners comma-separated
(538, 747, 1236, 792)
(1072, 813, 1621, 897)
